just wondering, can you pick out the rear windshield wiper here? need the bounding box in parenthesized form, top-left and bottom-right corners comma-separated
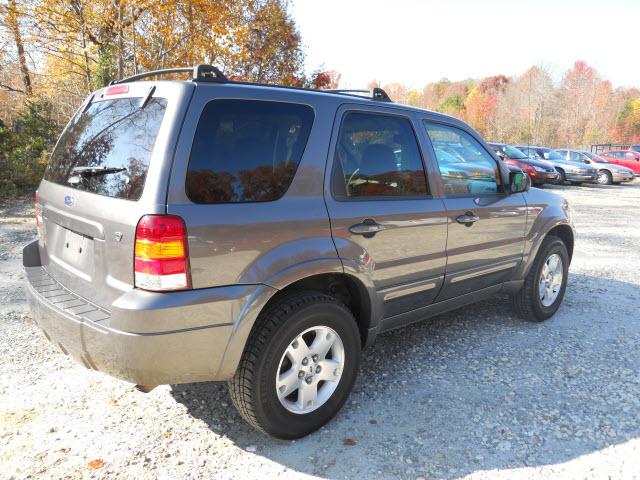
(67, 166, 127, 185)
(70, 166, 127, 176)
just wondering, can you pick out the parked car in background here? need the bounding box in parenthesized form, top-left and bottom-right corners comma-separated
(591, 143, 640, 155)
(555, 149, 635, 185)
(516, 145, 598, 184)
(599, 150, 640, 174)
(488, 143, 558, 186)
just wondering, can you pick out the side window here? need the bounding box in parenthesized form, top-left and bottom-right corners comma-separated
(186, 100, 314, 204)
(624, 152, 636, 159)
(569, 151, 581, 162)
(333, 112, 428, 198)
(423, 122, 499, 196)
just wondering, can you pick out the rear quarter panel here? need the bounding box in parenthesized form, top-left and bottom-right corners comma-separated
(166, 85, 344, 289)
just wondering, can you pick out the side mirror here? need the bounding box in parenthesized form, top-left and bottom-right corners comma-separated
(510, 170, 530, 193)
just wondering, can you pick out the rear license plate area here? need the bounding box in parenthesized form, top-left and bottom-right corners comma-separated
(49, 225, 95, 280)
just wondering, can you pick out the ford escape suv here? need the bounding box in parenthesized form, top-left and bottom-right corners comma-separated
(24, 65, 575, 439)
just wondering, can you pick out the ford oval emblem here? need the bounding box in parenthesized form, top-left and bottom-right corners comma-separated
(64, 194, 74, 206)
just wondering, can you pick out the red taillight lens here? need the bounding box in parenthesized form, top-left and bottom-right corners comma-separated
(134, 215, 191, 291)
(514, 160, 536, 177)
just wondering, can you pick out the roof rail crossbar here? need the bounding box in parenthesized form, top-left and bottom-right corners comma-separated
(109, 64, 228, 85)
(325, 87, 392, 102)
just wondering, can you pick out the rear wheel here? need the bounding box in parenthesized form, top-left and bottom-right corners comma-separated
(597, 170, 612, 185)
(511, 236, 569, 322)
(228, 291, 361, 439)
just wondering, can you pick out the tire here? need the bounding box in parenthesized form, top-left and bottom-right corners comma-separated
(597, 170, 612, 185)
(510, 236, 569, 322)
(555, 169, 566, 184)
(228, 291, 361, 439)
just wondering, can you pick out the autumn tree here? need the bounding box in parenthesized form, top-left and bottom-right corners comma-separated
(310, 69, 340, 89)
(2, 0, 31, 95)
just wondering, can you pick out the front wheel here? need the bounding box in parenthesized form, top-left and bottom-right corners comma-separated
(597, 170, 612, 185)
(511, 236, 569, 321)
(228, 291, 361, 439)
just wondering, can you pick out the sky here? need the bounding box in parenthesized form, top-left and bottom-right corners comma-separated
(291, 0, 640, 89)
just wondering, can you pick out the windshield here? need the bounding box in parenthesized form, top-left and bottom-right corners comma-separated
(45, 97, 168, 200)
(543, 149, 564, 160)
(503, 145, 528, 159)
(631, 145, 640, 153)
(584, 152, 608, 163)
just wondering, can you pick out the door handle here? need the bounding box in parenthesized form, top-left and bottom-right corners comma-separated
(456, 212, 480, 226)
(349, 219, 385, 237)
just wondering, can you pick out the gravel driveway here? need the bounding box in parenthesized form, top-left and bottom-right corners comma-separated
(1, 181, 639, 480)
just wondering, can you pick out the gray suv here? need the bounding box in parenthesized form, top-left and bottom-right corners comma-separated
(23, 65, 575, 439)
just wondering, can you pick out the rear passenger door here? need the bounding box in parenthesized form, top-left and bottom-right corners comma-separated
(422, 120, 527, 300)
(325, 105, 448, 319)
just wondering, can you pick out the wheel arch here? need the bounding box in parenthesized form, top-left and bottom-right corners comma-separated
(216, 268, 377, 380)
(261, 272, 375, 348)
(518, 219, 575, 280)
(547, 224, 574, 261)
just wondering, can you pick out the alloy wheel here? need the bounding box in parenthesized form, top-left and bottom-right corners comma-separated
(275, 326, 345, 414)
(597, 170, 610, 185)
(539, 253, 563, 307)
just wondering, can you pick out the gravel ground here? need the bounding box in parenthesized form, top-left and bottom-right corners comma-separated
(1, 181, 640, 480)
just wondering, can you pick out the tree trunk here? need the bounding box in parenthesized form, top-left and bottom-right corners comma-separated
(117, 0, 124, 79)
(6, 0, 33, 96)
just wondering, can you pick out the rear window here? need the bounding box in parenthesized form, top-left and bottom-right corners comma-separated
(45, 97, 167, 200)
(186, 100, 314, 204)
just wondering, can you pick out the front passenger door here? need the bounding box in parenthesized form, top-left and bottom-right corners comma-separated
(422, 121, 528, 300)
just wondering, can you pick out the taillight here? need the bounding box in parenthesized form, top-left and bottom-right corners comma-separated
(516, 161, 536, 177)
(134, 215, 191, 291)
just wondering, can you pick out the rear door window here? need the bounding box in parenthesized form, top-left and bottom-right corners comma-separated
(332, 112, 428, 198)
(186, 100, 314, 204)
(45, 98, 167, 200)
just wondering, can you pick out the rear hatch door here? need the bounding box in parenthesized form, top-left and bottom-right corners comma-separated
(36, 81, 194, 308)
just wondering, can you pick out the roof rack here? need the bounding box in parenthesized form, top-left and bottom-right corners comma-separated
(109, 64, 228, 85)
(325, 88, 392, 102)
(108, 64, 393, 102)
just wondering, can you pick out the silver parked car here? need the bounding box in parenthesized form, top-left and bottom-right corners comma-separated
(24, 65, 575, 438)
(555, 149, 635, 185)
(516, 145, 598, 184)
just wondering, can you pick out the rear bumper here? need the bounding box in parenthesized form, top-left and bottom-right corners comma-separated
(23, 240, 275, 385)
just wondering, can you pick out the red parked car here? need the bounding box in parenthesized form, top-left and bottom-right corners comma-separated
(488, 143, 559, 186)
(600, 150, 640, 174)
